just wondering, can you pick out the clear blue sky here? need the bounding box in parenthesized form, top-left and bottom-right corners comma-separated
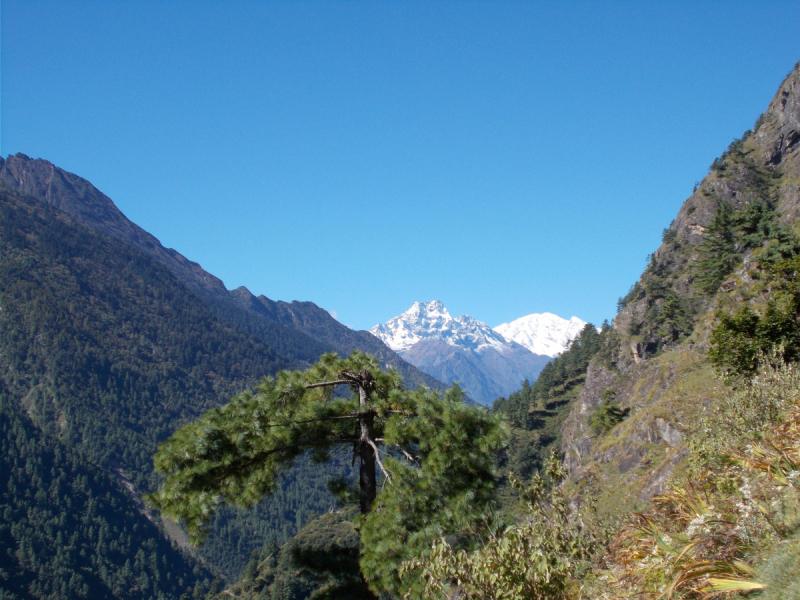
(3, 1, 799, 330)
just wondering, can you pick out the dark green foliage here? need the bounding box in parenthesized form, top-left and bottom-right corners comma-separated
(492, 324, 608, 480)
(651, 293, 694, 344)
(0, 388, 212, 600)
(696, 198, 798, 296)
(697, 132, 796, 295)
(196, 454, 354, 578)
(589, 390, 630, 435)
(207, 510, 375, 600)
(709, 257, 800, 378)
(695, 202, 738, 295)
(0, 185, 347, 577)
(662, 220, 677, 245)
(359, 387, 506, 597)
(149, 352, 506, 598)
(617, 283, 642, 313)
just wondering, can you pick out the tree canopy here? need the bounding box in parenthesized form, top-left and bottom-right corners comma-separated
(148, 351, 506, 597)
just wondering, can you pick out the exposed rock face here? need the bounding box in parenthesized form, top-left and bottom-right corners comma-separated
(756, 64, 800, 170)
(562, 362, 619, 471)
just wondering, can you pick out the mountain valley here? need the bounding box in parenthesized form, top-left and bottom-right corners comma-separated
(3, 57, 800, 600)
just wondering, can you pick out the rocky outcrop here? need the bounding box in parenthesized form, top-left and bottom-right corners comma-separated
(562, 363, 618, 471)
(755, 64, 800, 169)
(562, 344, 690, 495)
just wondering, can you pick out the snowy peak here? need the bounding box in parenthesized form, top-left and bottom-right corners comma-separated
(493, 313, 587, 357)
(370, 301, 509, 354)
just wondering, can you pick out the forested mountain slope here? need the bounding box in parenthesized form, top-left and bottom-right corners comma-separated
(229, 287, 446, 391)
(0, 183, 353, 581)
(0, 154, 441, 389)
(0, 389, 213, 600)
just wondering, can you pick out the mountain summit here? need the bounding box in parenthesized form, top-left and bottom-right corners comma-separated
(494, 313, 587, 357)
(370, 300, 511, 354)
(371, 301, 551, 405)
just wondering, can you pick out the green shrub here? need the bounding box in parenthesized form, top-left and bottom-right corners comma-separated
(589, 390, 630, 436)
(405, 450, 602, 600)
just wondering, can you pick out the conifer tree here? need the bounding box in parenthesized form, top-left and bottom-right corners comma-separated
(696, 201, 737, 295)
(148, 351, 505, 597)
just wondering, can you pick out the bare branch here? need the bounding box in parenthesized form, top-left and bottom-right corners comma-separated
(304, 379, 353, 389)
(367, 439, 393, 484)
(267, 414, 360, 428)
(393, 444, 421, 466)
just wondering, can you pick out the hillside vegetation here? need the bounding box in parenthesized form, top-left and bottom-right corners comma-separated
(0, 184, 352, 583)
(0, 388, 213, 600)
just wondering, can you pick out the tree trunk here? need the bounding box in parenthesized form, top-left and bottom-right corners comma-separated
(358, 383, 376, 514)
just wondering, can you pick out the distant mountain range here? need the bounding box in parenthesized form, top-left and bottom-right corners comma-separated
(371, 301, 587, 405)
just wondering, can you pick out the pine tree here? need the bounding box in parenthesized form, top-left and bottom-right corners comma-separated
(148, 351, 506, 597)
(696, 201, 737, 295)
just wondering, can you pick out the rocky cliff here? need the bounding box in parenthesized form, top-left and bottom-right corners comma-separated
(560, 62, 800, 510)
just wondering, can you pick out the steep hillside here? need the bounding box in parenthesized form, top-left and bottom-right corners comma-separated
(0, 183, 352, 578)
(0, 389, 213, 600)
(0, 154, 440, 387)
(559, 62, 800, 512)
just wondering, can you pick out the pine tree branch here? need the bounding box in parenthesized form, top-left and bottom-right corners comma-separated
(392, 444, 421, 466)
(265, 414, 360, 428)
(199, 437, 359, 484)
(304, 379, 354, 389)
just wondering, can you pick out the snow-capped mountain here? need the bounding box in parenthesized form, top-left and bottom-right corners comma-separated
(370, 300, 510, 354)
(370, 301, 551, 405)
(493, 313, 587, 357)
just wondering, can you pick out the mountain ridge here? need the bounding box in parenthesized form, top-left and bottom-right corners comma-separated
(0, 153, 442, 391)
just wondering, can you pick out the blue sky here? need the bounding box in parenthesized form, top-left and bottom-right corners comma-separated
(2, 1, 800, 330)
